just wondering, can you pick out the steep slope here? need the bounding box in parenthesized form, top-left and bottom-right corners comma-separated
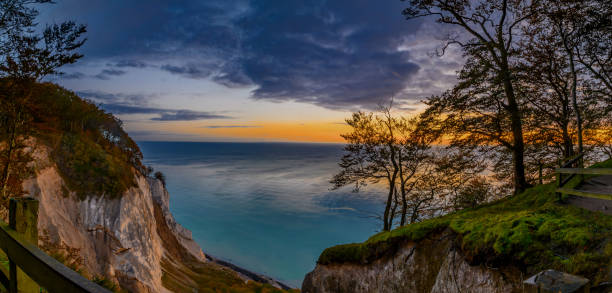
(21, 139, 206, 291)
(303, 160, 612, 292)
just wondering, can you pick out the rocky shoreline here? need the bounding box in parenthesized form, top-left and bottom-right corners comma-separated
(205, 254, 294, 290)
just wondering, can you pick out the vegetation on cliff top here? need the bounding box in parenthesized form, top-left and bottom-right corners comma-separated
(0, 80, 145, 198)
(319, 158, 612, 285)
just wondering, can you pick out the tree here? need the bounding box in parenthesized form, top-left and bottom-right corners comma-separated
(0, 0, 86, 199)
(154, 171, 166, 187)
(1, 0, 86, 80)
(520, 27, 576, 160)
(520, 0, 611, 168)
(572, 0, 612, 99)
(402, 0, 539, 193)
(331, 105, 436, 231)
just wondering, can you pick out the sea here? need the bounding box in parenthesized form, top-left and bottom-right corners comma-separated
(138, 141, 386, 288)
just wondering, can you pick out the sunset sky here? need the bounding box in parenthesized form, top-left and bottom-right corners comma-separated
(40, 0, 463, 143)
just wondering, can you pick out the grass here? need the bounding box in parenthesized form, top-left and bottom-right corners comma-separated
(318, 159, 612, 284)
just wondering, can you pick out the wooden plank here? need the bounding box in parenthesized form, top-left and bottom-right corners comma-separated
(566, 195, 612, 215)
(0, 223, 111, 293)
(0, 268, 8, 290)
(9, 197, 40, 293)
(556, 188, 612, 200)
(9, 257, 16, 293)
(555, 168, 612, 175)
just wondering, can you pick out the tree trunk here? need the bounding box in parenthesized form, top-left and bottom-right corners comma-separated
(561, 123, 573, 159)
(560, 25, 583, 165)
(383, 175, 396, 231)
(566, 45, 583, 161)
(398, 150, 408, 226)
(500, 61, 529, 194)
(0, 123, 16, 199)
(383, 146, 399, 231)
(388, 189, 399, 230)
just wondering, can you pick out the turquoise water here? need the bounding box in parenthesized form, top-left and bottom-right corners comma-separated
(139, 142, 385, 288)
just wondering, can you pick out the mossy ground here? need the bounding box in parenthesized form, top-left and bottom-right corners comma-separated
(319, 159, 612, 284)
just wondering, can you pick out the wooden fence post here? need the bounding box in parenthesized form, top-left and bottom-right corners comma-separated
(9, 197, 40, 293)
(539, 164, 543, 185)
(556, 173, 562, 202)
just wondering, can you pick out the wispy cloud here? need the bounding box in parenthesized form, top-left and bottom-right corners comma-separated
(60, 71, 86, 80)
(94, 69, 127, 80)
(160, 64, 213, 79)
(78, 91, 231, 121)
(112, 60, 149, 68)
(152, 110, 230, 121)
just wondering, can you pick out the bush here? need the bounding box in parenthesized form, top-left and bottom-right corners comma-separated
(453, 177, 491, 210)
(55, 134, 136, 198)
(154, 171, 166, 187)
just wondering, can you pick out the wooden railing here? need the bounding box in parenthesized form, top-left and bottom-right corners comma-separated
(0, 197, 111, 293)
(555, 153, 612, 201)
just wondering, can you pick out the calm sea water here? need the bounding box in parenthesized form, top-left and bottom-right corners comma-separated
(138, 141, 385, 287)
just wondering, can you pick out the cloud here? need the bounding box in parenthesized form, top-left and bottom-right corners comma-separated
(60, 71, 86, 79)
(112, 60, 148, 68)
(94, 69, 127, 80)
(203, 125, 261, 128)
(40, 0, 430, 110)
(160, 64, 212, 79)
(151, 110, 230, 121)
(78, 91, 231, 121)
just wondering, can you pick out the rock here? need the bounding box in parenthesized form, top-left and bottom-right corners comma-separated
(302, 230, 522, 293)
(19, 141, 204, 292)
(523, 269, 590, 293)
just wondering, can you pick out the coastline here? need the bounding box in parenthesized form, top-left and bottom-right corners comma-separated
(204, 253, 295, 290)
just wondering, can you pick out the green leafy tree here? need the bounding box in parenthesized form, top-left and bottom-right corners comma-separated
(331, 104, 436, 231)
(0, 0, 86, 200)
(402, 0, 539, 193)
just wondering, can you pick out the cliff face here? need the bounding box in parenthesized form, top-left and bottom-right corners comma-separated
(302, 230, 523, 293)
(19, 141, 207, 292)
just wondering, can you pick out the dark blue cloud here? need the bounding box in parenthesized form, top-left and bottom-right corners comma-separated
(94, 69, 127, 80)
(151, 110, 230, 121)
(112, 60, 149, 68)
(160, 64, 212, 79)
(41, 0, 423, 109)
(78, 91, 231, 121)
(60, 72, 86, 79)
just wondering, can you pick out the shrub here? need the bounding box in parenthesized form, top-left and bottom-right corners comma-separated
(154, 171, 166, 187)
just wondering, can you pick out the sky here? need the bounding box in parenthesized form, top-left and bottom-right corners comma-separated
(39, 0, 463, 143)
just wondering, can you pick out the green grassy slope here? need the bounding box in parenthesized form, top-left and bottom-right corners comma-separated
(319, 159, 612, 285)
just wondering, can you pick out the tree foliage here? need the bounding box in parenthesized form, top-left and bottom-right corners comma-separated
(0, 0, 86, 80)
(0, 0, 87, 201)
(402, 0, 541, 193)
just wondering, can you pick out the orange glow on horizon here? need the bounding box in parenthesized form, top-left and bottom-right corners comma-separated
(131, 121, 353, 143)
(196, 122, 350, 143)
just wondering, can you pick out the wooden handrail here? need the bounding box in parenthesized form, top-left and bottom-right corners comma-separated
(0, 198, 111, 293)
(560, 152, 584, 168)
(555, 168, 612, 175)
(555, 155, 612, 201)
